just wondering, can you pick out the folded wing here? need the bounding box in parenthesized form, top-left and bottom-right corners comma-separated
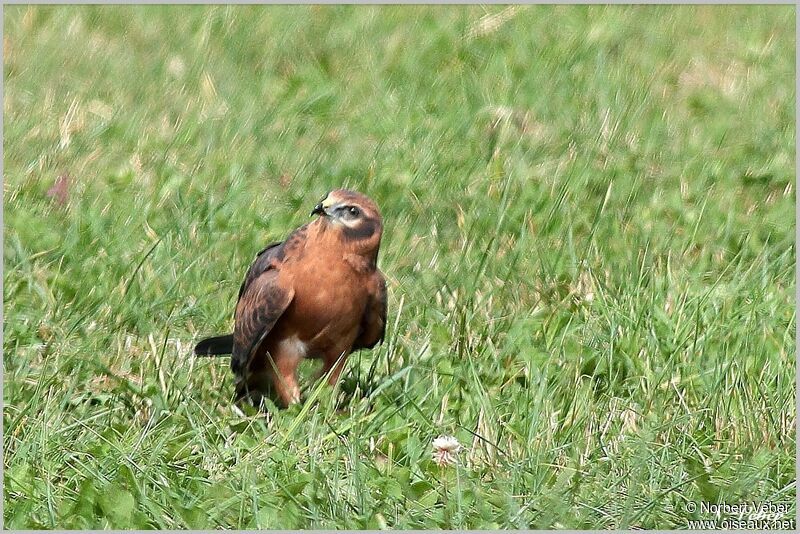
(231, 242, 294, 376)
(353, 271, 387, 350)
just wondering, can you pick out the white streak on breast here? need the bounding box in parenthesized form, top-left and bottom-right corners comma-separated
(278, 335, 308, 360)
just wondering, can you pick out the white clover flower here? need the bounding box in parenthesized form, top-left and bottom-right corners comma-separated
(432, 435, 461, 467)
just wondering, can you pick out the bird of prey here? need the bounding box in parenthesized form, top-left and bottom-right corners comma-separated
(194, 189, 387, 407)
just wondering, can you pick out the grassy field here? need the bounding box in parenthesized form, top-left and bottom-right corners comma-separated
(3, 5, 796, 529)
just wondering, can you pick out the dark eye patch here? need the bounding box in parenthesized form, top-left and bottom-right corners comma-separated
(342, 219, 377, 240)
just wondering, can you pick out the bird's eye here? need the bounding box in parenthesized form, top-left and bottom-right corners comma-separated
(348, 206, 360, 217)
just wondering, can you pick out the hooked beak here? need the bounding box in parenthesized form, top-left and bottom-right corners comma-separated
(311, 202, 326, 217)
(312, 193, 335, 217)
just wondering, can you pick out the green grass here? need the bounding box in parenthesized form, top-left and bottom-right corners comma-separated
(3, 4, 796, 529)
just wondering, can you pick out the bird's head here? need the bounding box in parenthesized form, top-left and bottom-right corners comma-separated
(311, 189, 383, 259)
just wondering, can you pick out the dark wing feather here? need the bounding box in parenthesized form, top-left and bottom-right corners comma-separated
(353, 271, 388, 350)
(193, 244, 285, 358)
(231, 242, 293, 376)
(237, 242, 285, 300)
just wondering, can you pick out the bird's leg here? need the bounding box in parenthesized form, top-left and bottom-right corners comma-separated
(319, 349, 350, 386)
(270, 353, 302, 406)
(236, 370, 274, 409)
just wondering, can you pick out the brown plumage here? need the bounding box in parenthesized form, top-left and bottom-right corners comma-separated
(194, 189, 387, 407)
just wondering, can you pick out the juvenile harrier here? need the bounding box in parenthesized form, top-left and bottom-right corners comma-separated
(194, 189, 387, 407)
